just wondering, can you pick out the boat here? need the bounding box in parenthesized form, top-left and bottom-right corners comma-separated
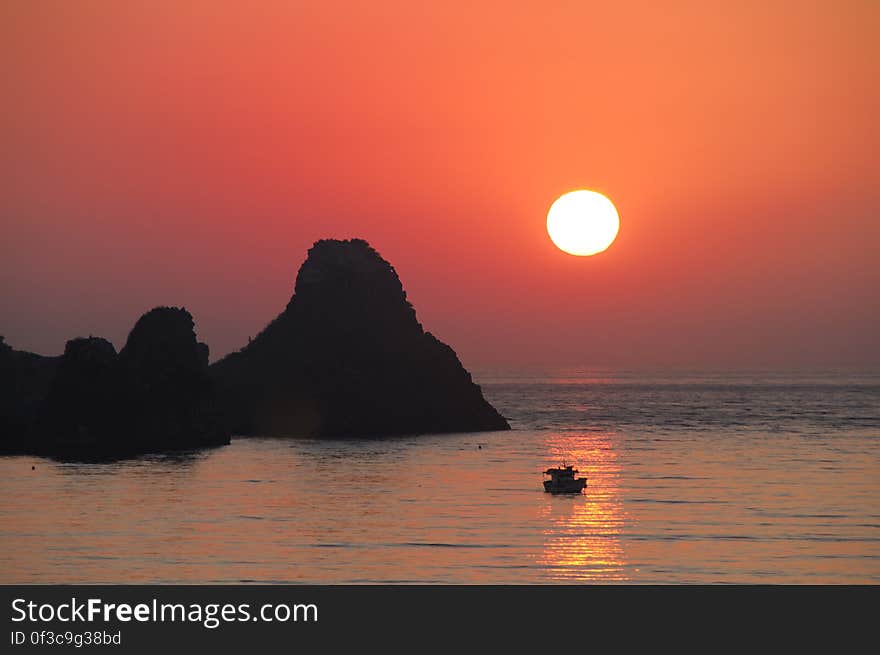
(543, 463, 587, 494)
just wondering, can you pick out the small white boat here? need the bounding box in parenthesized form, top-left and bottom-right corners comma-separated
(543, 463, 587, 494)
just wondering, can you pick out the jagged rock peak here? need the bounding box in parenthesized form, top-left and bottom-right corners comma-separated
(293, 238, 406, 300)
(62, 336, 117, 361)
(123, 306, 195, 346)
(120, 306, 209, 367)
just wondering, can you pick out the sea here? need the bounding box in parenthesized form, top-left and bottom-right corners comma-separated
(1, 369, 878, 583)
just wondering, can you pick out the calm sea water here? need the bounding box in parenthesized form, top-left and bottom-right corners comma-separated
(1, 370, 878, 583)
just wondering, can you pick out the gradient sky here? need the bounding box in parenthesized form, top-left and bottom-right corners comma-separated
(2, 1, 878, 369)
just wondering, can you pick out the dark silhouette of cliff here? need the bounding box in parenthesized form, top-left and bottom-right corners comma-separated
(0, 336, 58, 453)
(211, 238, 510, 437)
(109, 307, 227, 454)
(41, 336, 118, 449)
(1, 308, 229, 459)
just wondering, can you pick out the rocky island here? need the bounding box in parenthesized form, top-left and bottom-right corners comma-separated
(211, 238, 510, 437)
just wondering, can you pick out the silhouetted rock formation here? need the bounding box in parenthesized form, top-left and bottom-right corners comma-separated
(2, 240, 507, 454)
(211, 238, 510, 437)
(109, 307, 226, 454)
(41, 337, 118, 449)
(0, 337, 58, 454)
(1, 309, 229, 459)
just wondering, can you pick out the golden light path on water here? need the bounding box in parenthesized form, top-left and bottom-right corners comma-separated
(537, 433, 627, 581)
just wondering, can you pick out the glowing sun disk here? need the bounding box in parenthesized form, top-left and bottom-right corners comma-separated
(547, 190, 620, 256)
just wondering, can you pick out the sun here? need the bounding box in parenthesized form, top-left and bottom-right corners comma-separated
(547, 190, 620, 256)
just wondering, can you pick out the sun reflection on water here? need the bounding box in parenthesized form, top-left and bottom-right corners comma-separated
(537, 433, 627, 581)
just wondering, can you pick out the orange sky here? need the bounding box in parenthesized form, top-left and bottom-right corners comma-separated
(2, 1, 878, 369)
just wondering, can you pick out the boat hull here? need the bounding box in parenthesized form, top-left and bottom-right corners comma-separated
(543, 478, 587, 494)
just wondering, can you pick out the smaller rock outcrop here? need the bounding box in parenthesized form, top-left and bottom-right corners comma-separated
(110, 307, 227, 455)
(0, 336, 58, 454)
(40, 337, 118, 450)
